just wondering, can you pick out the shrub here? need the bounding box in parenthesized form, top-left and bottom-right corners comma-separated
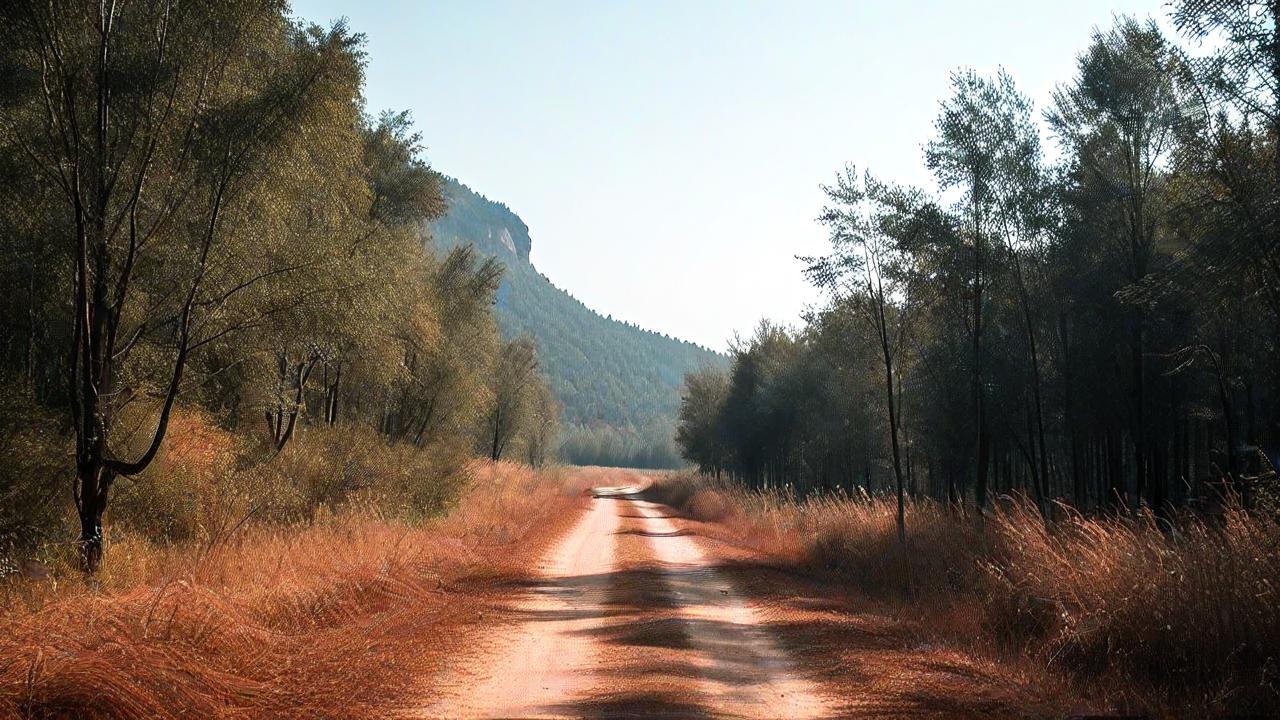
(0, 461, 589, 719)
(258, 426, 470, 523)
(110, 409, 240, 544)
(0, 384, 71, 567)
(106, 417, 472, 551)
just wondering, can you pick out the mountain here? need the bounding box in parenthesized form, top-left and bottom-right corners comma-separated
(428, 177, 725, 468)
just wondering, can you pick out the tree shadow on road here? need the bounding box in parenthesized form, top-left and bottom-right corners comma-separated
(450, 492, 1065, 719)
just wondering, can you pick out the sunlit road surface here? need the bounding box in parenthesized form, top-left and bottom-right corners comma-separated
(417, 483, 830, 719)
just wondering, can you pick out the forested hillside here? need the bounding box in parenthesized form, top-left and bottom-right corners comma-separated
(431, 178, 724, 468)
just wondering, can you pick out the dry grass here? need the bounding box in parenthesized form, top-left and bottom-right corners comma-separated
(646, 473, 1280, 717)
(3, 408, 482, 572)
(984, 503, 1280, 712)
(0, 461, 591, 719)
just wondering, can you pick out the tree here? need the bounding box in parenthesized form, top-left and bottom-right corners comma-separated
(521, 381, 561, 468)
(313, 110, 448, 430)
(260, 109, 448, 448)
(717, 322, 804, 489)
(808, 167, 924, 543)
(1153, 5, 1280, 425)
(668, 6, 1280, 545)
(1173, 1, 1278, 177)
(1048, 18, 1195, 510)
(979, 71, 1054, 513)
(0, 1, 364, 569)
(484, 337, 540, 461)
(925, 68, 1043, 512)
(676, 367, 730, 476)
(389, 245, 502, 452)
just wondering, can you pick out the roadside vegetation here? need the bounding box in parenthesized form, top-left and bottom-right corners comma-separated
(0, 0, 560, 575)
(0, 461, 587, 719)
(674, 4, 1279, 717)
(0, 5, 573, 716)
(648, 473, 1280, 717)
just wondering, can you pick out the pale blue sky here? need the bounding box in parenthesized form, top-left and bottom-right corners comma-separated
(291, 0, 1169, 352)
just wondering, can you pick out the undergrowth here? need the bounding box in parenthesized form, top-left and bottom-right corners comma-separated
(646, 473, 1280, 718)
(0, 412, 590, 719)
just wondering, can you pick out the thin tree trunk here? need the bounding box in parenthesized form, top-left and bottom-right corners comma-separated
(490, 405, 503, 461)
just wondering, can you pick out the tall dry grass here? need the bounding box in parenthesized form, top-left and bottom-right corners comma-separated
(0, 460, 589, 719)
(647, 473, 1280, 717)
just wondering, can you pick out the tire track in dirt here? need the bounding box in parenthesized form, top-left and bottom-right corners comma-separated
(415, 480, 831, 719)
(416, 484, 620, 718)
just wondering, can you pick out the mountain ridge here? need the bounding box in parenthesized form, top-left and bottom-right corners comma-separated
(428, 176, 726, 467)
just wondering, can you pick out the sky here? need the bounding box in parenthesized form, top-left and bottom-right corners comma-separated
(291, 0, 1170, 352)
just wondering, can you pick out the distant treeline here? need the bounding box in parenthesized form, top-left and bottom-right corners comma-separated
(0, 1, 557, 569)
(559, 422, 683, 469)
(677, 8, 1279, 529)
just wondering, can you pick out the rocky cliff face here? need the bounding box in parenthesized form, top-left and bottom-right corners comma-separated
(431, 177, 531, 261)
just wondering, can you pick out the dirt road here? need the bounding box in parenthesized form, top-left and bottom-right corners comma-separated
(418, 482, 831, 719)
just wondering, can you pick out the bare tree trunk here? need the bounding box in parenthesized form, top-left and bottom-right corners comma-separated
(1273, 0, 1280, 185)
(268, 353, 317, 451)
(1132, 320, 1147, 511)
(972, 194, 991, 513)
(871, 288, 907, 545)
(320, 363, 341, 425)
(76, 461, 111, 572)
(1013, 256, 1051, 513)
(883, 354, 907, 545)
(490, 405, 503, 461)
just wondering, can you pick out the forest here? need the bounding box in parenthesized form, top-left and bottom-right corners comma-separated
(0, 0, 560, 571)
(677, 8, 1280, 527)
(667, 7, 1280, 711)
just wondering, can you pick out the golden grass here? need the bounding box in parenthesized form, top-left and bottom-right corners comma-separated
(0, 461, 591, 719)
(646, 473, 1280, 717)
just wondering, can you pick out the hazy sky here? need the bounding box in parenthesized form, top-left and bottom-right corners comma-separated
(291, 0, 1168, 352)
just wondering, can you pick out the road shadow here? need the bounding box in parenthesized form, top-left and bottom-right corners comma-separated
(450, 490, 1056, 719)
(542, 691, 724, 719)
(612, 528, 695, 538)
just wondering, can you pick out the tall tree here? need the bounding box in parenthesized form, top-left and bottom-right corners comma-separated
(0, 1, 364, 569)
(390, 245, 502, 451)
(676, 367, 731, 477)
(1173, 0, 1279, 177)
(982, 72, 1054, 513)
(521, 381, 561, 469)
(1048, 18, 1195, 510)
(809, 167, 924, 543)
(925, 68, 1033, 512)
(484, 337, 540, 461)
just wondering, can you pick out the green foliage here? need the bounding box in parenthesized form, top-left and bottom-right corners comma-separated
(0, 2, 562, 567)
(110, 418, 468, 546)
(0, 384, 70, 561)
(675, 367, 730, 475)
(680, 12, 1280, 520)
(676, 319, 884, 492)
(480, 337, 545, 461)
(430, 177, 726, 468)
(521, 380, 561, 468)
